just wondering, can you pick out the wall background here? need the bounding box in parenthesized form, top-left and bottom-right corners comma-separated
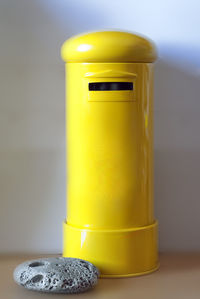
(0, 0, 200, 253)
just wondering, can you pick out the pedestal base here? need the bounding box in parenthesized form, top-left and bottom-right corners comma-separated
(63, 221, 159, 277)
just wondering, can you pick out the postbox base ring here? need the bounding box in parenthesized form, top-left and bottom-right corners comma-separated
(63, 221, 159, 277)
(100, 263, 160, 278)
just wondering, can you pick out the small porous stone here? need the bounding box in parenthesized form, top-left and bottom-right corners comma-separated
(13, 257, 99, 294)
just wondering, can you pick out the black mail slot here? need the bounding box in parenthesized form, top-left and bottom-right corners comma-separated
(89, 82, 133, 91)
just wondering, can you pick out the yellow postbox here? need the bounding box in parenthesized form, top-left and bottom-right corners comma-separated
(61, 31, 159, 277)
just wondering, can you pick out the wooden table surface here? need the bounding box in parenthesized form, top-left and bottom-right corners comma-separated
(1, 253, 200, 299)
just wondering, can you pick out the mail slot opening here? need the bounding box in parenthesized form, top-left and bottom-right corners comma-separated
(89, 82, 133, 91)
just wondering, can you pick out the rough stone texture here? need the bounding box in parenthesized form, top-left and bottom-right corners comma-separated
(13, 257, 99, 293)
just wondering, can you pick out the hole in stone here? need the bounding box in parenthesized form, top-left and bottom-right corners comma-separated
(53, 278, 59, 284)
(20, 271, 26, 280)
(31, 275, 43, 283)
(61, 279, 73, 288)
(29, 262, 44, 267)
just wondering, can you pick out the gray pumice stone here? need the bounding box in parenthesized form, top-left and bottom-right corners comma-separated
(13, 257, 99, 293)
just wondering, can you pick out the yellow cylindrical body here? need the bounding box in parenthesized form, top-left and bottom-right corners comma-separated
(61, 31, 159, 277)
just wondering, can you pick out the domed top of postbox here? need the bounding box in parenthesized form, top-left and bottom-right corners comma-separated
(61, 31, 157, 63)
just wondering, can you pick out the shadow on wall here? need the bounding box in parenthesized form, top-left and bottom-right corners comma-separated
(154, 57, 200, 251)
(0, 0, 105, 253)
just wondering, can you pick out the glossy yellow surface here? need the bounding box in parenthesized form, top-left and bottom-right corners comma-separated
(63, 221, 159, 277)
(62, 31, 158, 277)
(61, 31, 157, 63)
